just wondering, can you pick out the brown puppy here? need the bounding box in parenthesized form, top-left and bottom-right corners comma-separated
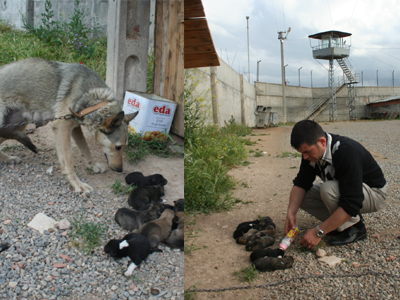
(134, 208, 175, 248)
(165, 211, 184, 250)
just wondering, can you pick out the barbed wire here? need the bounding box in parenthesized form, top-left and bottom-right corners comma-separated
(0, 114, 75, 129)
(188, 270, 400, 293)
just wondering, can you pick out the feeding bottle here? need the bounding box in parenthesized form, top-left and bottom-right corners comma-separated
(279, 225, 300, 251)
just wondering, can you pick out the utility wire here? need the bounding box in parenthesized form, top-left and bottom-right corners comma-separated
(326, 0, 334, 28)
(281, 1, 286, 30)
(346, 0, 358, 31)
(271, 0, 279, 32)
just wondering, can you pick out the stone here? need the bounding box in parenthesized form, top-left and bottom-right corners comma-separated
(3, 220, 11, 225)
(27, 213, 56, 234)
(55, 219, 71, 230)
(315, 248, 327, 257)
(9, 282, 18, 288)
(52, 263, 67, 268)
(318, 256, 343, 267)
(60, 254, 71, 262)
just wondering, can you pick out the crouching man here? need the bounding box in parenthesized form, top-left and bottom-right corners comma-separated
(285, 120, 387, 249)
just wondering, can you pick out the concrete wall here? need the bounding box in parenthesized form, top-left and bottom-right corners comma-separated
(189, 59, 257, 127)
(0, 0, 109, 35)
(189, 57, 400, 127)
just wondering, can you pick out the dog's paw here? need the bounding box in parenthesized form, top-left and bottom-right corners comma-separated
(0, 155, 22, 164)
(124, 270, 133, 276)
(91, 163, 107, 174)
(72, 181, 93, 193)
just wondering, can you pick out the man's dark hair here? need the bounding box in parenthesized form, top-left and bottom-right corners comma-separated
(290, 120, 325, 149)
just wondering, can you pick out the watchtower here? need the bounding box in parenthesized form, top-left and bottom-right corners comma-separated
(307, 30, 358, 121)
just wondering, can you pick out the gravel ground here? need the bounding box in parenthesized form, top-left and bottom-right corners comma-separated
(0, 147, 184, 299)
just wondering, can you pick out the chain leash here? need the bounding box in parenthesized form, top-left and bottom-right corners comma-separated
(188, 270, 400, 293)
(0, 114, 76, 129)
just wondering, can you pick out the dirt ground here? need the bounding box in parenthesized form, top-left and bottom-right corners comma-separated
(184, 125, 300, 299)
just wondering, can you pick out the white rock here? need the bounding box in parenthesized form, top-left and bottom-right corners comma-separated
(316, 248, 327, 257)
(9, 282, 17, 288)
(54, 219, 71, 230)
(46, 166, 53, 175)
(27, 213, 56, 234)
(318, 255, 343, 267)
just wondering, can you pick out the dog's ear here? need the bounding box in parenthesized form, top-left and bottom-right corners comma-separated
(125, 111, 139, 123)
(100, 111, 125, 133)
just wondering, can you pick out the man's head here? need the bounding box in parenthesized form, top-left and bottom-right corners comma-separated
(290, 120, 327, 162)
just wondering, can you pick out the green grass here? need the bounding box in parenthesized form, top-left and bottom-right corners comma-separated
(185, 123, 252, 213)
(277, 151, 302, 158)
(184, 283, 199, 300)
(69, 212, 108, 254)
(184, 244, 206, 255)
(110, 179, 136, 195)
(125, 132, 180, 164)
(234, 265, 259, 283)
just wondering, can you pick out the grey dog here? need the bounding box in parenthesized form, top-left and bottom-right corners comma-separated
(0, 58, 138, 192)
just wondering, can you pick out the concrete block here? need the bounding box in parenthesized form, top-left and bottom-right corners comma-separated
(106, 0, 151, 101)
(27, 213, 56, 234)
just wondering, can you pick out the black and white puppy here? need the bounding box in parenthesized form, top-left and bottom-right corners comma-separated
(115, 202, 164, 231)
(125, 172, 168, 187)
(128, 185, 165, 211)
(104, 233, 161, 276)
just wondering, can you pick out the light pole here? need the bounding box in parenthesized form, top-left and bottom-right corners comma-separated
(298, 67, 302, 86)
(393, 70, 395, 87)
(278, 27, 291, 124)
(311, 70, 313, 88)
(284, 64, 288, 85)
(246, 16, 250, 83)
(376, 70, 378, 87)
(257, 60, 261, 82)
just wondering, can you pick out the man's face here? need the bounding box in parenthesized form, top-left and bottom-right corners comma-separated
(297, 137, 326, 163)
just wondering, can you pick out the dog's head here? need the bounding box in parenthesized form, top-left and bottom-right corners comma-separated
(173, 199, 184, 212)
(104, 239, 121, 257)
(94, 111, 138, 172)
(151, 174, 168, 186)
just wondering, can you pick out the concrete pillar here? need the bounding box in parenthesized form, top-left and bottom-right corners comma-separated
(240, 74, 246, 125)
(106, 0, 150, 101)
(210, 67, 219, 126)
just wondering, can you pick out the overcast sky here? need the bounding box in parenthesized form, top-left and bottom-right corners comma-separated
(202, 0, 400, 87)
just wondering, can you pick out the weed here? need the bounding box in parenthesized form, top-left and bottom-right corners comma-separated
(235, 199, 254, 205)
(254, 151, 263, 157)
(241, 160, 251, 166)
(1, 145, 20, 151)
(125, 132, 175, 163)
(69, 212, 108, 254)
(184, 244, 203, 255)
(290, 166, 297, 169)
(277, 151, 301, 158)
(234, 265, 259, 283)
(240, 181, 250, 188)
(147, 50, 154, 93)
(110, 179, 135, 195)
(184, 283, 199, 300)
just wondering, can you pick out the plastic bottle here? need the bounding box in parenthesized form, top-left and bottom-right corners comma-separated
(279, 225, 300, 251)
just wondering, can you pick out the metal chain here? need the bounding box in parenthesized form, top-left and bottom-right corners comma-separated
(188, 270, 400, 293)
(0, 114, 75, 129)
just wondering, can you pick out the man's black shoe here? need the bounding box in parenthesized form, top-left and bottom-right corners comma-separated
(328, 221, 367, 246)
(326, 230, 341, 237)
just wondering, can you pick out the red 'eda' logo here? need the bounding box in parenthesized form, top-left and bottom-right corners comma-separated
(153, 105, 171, 115)
(127, 98, 140, 108)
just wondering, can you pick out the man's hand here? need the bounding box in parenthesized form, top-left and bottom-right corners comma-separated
(284, 214, 296, 235)
(299, 228, 321, 249)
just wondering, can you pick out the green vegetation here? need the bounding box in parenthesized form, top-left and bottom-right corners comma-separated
(234, 265, 259, 283)
(184, 283, 199, 300)
(69, 212, 108, 254)
(110, 179, 136, 195)
(184, 70, 252, 213)
(1, 1, 106, 77)
(277, 151, 302, 158)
